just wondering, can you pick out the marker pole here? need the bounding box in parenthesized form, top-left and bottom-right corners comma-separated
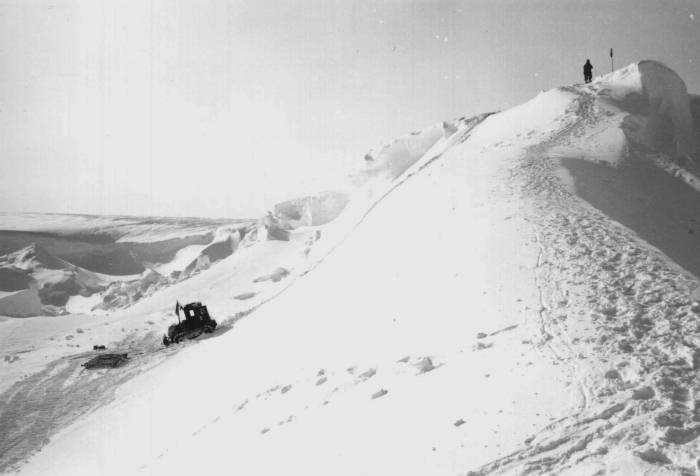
(610, 48, 614, 72)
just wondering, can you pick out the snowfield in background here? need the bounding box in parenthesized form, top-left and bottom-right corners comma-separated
(0, 213, 238, 243)
(0, 215, 254, 317)
(3, 60, 700, 475)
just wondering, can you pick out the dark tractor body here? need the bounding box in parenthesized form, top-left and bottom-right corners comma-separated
(162, 301, 217, 346)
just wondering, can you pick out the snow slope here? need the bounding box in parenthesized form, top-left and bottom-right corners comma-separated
(5, 60, 700, 475)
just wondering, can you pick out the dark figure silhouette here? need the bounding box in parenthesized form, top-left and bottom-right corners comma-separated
(583, 59, 593, 83)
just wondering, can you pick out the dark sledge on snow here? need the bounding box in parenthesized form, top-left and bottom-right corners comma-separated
(82, 353, 129, 369)
(162, 301, 217, 347)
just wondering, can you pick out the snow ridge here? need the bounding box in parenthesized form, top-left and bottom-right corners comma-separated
(468, 72, 700, 474)
(5, 61, 700, 476)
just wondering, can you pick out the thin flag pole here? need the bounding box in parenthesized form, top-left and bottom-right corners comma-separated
(610, 48, 614, 72)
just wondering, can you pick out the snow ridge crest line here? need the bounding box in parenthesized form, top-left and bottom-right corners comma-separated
(468, 91, 700, 475)
(298, 112, 494, 279)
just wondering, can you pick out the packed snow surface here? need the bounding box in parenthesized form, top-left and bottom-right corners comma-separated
(4, 61, 700, 476)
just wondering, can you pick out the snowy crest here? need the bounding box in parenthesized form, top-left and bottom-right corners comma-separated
(5, 60, 700, 476)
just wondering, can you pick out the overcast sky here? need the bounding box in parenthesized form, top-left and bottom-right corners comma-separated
(1, 0, 699, 218)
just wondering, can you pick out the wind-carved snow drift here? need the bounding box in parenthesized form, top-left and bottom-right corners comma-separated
(5, 61, 700, 476)
(598, 60, 699, 165)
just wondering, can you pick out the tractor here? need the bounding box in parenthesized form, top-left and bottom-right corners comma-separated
(162, 301, 217, 346)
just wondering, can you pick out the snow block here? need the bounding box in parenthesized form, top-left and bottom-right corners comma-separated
(610, 61, 699, 164)
(273, 191, 350, 227)
(360, 122, 445, 181)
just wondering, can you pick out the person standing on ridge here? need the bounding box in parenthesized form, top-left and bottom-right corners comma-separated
(583, 59, 593, 83)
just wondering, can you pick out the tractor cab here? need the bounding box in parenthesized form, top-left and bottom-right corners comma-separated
(162, 301, 218, 346)
(181, 302, 211, 324)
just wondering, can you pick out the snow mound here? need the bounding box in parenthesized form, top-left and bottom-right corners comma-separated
(473, 88, 573, 145)
(273, 191, 350, 227)
(593, 62, 643, 100)
(595, 60, 699, 164)
(97, 269, 169, 310)
(154, 244, 208, 276)
(252, 267, 289, 283)
(182, 229, 241, 276)
(358, 121, 454, 182)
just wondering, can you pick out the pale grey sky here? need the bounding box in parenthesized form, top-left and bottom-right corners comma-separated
(2, 0, 699, 218)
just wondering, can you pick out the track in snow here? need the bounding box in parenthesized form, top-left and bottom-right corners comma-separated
(470, 88, 700, 475)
